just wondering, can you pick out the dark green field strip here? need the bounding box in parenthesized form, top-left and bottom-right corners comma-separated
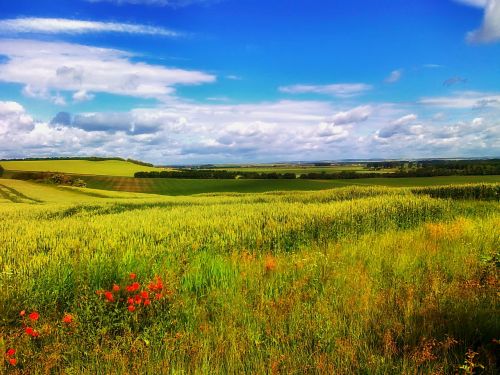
(81, 175, 500, 196)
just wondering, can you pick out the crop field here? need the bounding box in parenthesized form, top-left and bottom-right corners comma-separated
(0, 160, 165, 177)
(0, 179, 498, 373)
(202, 164, 393, 174)
(81, 174, 500, 195)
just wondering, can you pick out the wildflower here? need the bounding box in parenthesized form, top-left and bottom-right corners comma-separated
(129, 273, 136, 280)
(8, 358, 17, 366)
(62, 313, 73, 324)
(140, 291, 149, 299)
(104, 291, 114, 302)
(155, 293, 162, 300)
(29, 311, 39, 321)
(31, 330, 39, 338)
(144, 299, 151, 307)
(127, 305, 136, 312)
(25, 327, 34, 336)
(19, 310, 26, 317)
(127, 297, 134, 305)
(6, 348, 15, 357)
(112, 284, 120, 292)
(126, 282, 140, 292)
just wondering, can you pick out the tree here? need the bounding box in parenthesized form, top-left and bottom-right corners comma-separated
(0, 164, 4, 177)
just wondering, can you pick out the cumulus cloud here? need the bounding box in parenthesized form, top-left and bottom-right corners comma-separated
(279, 83, 372, 97)
(456, 0, 500, 43)
(0, 18, 181, 37)
(0, 39, 215, 102)
(385, 69, 403, 84)
(2, 99, 498, 163)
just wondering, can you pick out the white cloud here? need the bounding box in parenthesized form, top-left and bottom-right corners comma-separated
(385, 69, 403, 84)
(0, 18, 181, 37)
(279, 83, 372, 97)
(455, 0, 500, 43)
(73, 90, 95, 103)
(0, 39, 215, 102)
(419, 91, 500, 109)
(2, 99, 498, 163)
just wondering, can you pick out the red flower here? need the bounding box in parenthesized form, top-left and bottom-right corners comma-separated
(144, 299, 151, 307)
(126, 282, 140, 292)
(155, 293, 162, 300)
(25, 327, 34, 336)
(31, 330, 40, 338)
(19, 310, 26, 317)
(112, 284, 120, 292)
(62, 314, 73, 324)
(127, 305, 136, 312)
(129, 273, 136, 280)
(127, 297, 134, 305)
(8, 358, 17, 366)
(140, 291, 149, 299)
(6, 348, 15, 357)
(148, 277, 163, 292)
(29, 311, 39, 321)
(104, 291, 114, 302)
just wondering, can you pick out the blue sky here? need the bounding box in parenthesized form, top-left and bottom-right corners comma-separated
(0, 0, 498, 163)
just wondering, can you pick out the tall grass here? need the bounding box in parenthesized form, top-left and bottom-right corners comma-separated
(0, 182, 498, 373)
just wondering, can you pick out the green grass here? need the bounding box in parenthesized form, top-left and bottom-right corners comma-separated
(81, 174, 500, 195)
(0, 159, 165, 177)
(0, 180, 498, 373)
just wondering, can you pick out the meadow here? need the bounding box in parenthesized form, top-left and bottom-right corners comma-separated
(0, 178, 498, 374)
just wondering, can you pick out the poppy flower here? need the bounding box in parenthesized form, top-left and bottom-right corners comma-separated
(62, 314, 73, 324)
(140, 291, 149, 299)
(104, 291, 114, 302)
(144, 299, 151, 307)
(155, 293, 162, 300)
(19, 310, 26, 317)
(29, 311, 39, 321)
(127, 305, 136, 312)
(31, 330, 40, 338)
(6, 348, 15, 357)
(127, 297, 134, 305)
(129, 273, 136, 280)
(112, 284, 120, 292)
(25, 327, 34, 336)
(8, 358, 17, 366)
(126, 282, 140, 292)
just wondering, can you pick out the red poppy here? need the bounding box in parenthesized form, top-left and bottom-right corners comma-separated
(148, 277, 163, 292)
(144, 299, 151, 306)
(127, 297, 134, 304)
(25, 327, 34, 335)
(126, 282, 140, 292)
(129, 273, 136, 280)
(127, 305, 136, 312)
(62, 314, 73, 324)
(6, 348, 15, 357)
(104, 291, 114, 302)
(155, 293, 162, 300)
(29, 311, 39, 321)
(140, 291, 149, 299)
(8, 358, 17, 366)
(112, 284, 120, 292)
(31, 330, 40, 338)
(19, 310, 26, 317)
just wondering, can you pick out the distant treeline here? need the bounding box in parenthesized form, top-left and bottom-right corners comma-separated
(135, 160, 500, 180)
(0, 157, 154, 167)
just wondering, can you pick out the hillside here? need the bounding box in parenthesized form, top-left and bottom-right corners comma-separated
(0, 159, 164, 177)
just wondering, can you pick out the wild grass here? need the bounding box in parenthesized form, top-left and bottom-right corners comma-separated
(0, 181, 498, 373)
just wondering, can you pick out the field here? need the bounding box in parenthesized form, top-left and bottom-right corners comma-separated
(0, 178, 498, 373)
(81, 174, 500, 195)
(0, 160, 165, 177)
(203, 164, 394, 174)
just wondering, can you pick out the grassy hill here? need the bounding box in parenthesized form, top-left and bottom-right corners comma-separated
(0, 159, 164, 177)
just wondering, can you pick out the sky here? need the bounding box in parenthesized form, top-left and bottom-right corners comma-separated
(0, 0, 499, 164)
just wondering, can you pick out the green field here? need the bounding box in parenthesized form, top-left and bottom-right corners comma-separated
(0, 179, 498, 373)
(204, 164, 394, 174)
(0, 159, 165, 177)
(81, 174, 500, 195)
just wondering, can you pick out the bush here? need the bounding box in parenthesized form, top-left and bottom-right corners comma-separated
(0, 164, 4, 177)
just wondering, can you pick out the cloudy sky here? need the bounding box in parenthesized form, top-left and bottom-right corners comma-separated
(0, 0, 499, 163)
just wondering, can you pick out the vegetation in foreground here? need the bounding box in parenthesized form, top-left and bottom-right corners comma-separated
(0, 180, 498, 373)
